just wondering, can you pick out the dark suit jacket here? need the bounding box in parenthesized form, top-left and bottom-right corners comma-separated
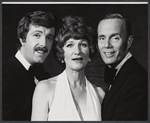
(102, 57, 148, 121)
(2, 56, 50, 121)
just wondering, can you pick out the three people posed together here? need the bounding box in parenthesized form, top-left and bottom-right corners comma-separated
(2, 10, 148, 121)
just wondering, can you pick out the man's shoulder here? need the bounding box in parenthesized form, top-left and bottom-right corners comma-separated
(3, 56, 25, 72)
(121, 56, 147, 75)
(118, 57, 147, 89)
(128, 57, 147, 76)
(3, 56, 29, 82)
(115, 57, 147, 89)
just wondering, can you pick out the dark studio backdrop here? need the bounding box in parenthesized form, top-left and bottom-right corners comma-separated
(2, 3, 148, 91)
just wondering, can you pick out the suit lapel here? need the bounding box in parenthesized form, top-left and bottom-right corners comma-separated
(102, 57, 135, 117)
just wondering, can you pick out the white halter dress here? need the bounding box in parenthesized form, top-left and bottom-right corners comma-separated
(48, 70, 103, 121)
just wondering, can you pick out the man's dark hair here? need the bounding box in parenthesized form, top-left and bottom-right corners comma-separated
(17, 11, 56, 49)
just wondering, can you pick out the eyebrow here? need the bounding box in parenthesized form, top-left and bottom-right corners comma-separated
(98, 34, 105, 38)
(31, 31, 54, 37)
(81, 39, 88, 42)
(31, 30, 43, 35)
(66, 39, 88, 43)
(66, 40, 74, 44)
(98, 33, 120, 38)
(110, 33, 120, 38)
(47, 34, 54, 38)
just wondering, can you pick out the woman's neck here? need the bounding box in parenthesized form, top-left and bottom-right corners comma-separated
(65, 68, 86, 89)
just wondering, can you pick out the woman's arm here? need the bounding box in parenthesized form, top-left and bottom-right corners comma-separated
(31, 80, 53, 121)
(92, 84, 105, 104)
(97, 87, 105, 103)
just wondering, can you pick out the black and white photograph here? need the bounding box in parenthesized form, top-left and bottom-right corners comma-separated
(2, 2, 148, 121)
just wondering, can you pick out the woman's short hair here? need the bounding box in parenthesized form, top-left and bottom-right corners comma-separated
(17, 11, 56, 49)
(54, 15, 97, 64)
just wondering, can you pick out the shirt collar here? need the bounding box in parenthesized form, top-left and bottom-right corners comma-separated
(15, 50, 31, 70)
(115, 52, 132, 75)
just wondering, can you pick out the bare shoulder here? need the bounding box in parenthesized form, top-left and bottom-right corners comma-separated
(34, 76, 58, 105)
(37, 76, 58, 92)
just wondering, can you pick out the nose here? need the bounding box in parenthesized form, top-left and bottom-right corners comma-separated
(104, 39, 112, 48)
(40, 37, 46, 46)
(74, 45, 81, 55)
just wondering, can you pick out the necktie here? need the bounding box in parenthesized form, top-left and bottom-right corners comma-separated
(104, 65, 117, 85)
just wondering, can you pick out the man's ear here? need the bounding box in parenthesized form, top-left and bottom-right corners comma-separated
(19, 38, 25, 46)
(126, 35, 133, 50)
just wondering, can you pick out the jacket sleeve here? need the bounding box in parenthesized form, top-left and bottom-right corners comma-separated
(2, 75, 18, 120)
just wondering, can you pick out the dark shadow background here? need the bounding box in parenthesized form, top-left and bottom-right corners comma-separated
(2, 4, 148, 91)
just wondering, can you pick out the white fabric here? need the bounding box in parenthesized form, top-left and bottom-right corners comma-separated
(15, 50, 31, 70)
(15, 50, 38, 84)
(115, 52, 132, 75)
(48, 70, 102, 121)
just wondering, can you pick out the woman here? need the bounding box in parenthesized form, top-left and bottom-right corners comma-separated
(31, 15, 105, 121)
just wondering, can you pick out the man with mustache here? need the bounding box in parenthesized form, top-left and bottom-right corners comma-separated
(97, 13, 148, 120)
(2, 11, 56, 121)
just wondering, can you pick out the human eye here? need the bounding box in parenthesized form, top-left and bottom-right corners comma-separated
(33, 33, 41, 38)
(66, 43, 73, 48)
(80, 40, 89, 47)
(111, 35, 120, 42)
(46, 35, 53, 42)
(98, 36, 105, 42)
(81, 42, 88, 48)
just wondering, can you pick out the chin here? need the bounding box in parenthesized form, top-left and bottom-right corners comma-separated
(103, 59, 116, 65)
(35, 59, 45, 64)
(71, 66, 85, 72)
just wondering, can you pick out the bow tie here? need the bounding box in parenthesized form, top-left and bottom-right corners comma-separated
(104, 65, 117, 85)
(28, 65, 50, 81)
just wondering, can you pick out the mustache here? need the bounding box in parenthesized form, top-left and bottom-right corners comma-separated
(35, 46, 48, 53)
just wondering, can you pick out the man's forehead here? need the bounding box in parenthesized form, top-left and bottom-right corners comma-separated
(99, 18, 123, 26)
(98, 19, 125, 32)
(28, 24, 55, 33)
(29, 24, 54, 30)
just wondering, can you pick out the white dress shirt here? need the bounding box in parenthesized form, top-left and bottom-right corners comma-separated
(15, 50, 31, 70)
(15, 50, 38, 84)
(115, 52, 132, 75)
(108, 52, 132, 90)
